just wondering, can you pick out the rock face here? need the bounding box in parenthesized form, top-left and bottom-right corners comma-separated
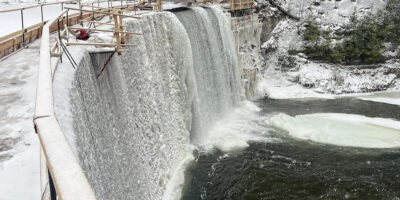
(255, 0, 400, 98)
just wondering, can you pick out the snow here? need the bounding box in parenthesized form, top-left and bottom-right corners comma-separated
(0, 2, 80, 37)
(266, 113, 400, 148)
(0, 139, 40, 199)
(0, 1, 135, 37)
(162, 2, 184, 10)
(257, 0, 385, 23)
(256, 0, 400, 100)
(0, 35, 42, 199)
(53, 46, 87, 155)
(357, 91, 400, 106)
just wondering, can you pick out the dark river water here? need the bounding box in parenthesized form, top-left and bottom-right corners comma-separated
(182, 98, 400, 200)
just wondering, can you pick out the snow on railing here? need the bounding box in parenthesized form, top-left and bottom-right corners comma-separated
(34, 9, 97, 200)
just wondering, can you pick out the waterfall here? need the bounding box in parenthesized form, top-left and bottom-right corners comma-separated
(59, 6, 241, 200)
(174, 7, 241, 145)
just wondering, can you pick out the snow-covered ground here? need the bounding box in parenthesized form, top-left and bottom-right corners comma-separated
(0, 2, 80, 37)
(0, 38, 41, 199)
(0, 0, 135, 37)
(254, 0, 400, 101)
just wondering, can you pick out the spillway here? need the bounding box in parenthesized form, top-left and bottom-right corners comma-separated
(54, 7, 241, 200)
(174, 7, 241, 146)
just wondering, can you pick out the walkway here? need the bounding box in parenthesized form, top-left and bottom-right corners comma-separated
(0, 39, 41, 199)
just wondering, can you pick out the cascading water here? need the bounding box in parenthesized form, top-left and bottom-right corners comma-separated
(55, 6, 242, 200)
(174, 7, 241, 145)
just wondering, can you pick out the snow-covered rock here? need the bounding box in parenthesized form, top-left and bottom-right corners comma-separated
(256, 0, 400, 99)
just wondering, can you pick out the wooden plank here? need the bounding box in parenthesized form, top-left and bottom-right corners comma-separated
(65, 42, 136, 46)
(68, 27, 142, 35)
(0, 22, 45, 43)
(65, 7, 141, 19)
(113, 14, 121, 52)
(118, 11, 125, 43)
(80, 20, 122, 27)
(0, 2, 134, 59)
(80, 4, 131, 12)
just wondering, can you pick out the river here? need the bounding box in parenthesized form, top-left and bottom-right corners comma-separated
(183, 96, 400, 199)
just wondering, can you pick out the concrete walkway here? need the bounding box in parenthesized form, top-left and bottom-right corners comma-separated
(0, 39, 41, 199)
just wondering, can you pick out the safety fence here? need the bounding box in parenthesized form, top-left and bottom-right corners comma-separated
(0, 0, 136, 59)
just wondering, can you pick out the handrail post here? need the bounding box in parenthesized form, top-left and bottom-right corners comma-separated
(21, 9, 25, 46)
(57, 19, 63, 63)
(49, 170, 57, 200)
(41, 5, 44, 22)
(66, 10, 69, 26)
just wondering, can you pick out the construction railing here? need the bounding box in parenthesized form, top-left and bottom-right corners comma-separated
(35, 7, 97, 200)
(230, 0, 253, 10)
(231, 14, 261, 31)
(0, 0, 139, 59)
(0, 0, 79, 58)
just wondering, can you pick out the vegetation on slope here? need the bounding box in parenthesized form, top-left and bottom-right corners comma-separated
(296, 0, 400, 64)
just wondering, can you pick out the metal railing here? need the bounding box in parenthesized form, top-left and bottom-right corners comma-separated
(0, 0, 137, 59)
(0, 0, 78, 58)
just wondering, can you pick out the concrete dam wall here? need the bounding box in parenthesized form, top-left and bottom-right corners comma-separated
(54, 7, 241, 200)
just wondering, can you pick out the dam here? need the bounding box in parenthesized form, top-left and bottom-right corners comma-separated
(33, 2, 262, 199)
(62, 7, 241, 199)
(15, 0, 397, 199)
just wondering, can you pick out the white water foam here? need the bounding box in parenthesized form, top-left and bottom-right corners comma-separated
(163, 151, 195, 200)
(266, 113, 400, 148)
(196, 101, 274, 153)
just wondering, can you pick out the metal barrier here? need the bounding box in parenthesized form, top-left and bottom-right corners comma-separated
(0, 1, 78, 58)
(0, 0, 137, 59)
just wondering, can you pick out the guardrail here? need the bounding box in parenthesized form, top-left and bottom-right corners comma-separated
(231, 14, 261, 31)
(34, 8, 97, 200)
(230, 0, 253, 10)
(0, 0, 79, 58)
(34, 2, 141, 198)
(0, 0, 137, 59)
